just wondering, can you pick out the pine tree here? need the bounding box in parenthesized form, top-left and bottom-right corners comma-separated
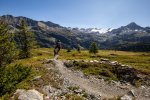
(89, 42, 98, 55)
(77, 43, 81, 53)
(0, 22, 17, 67)
(16, 20, 37, 58)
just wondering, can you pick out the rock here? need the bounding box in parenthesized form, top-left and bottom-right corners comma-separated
(121, 89, 136, 100)
(43, 85, 56, 96)
(121, 94, 132, 100)
(84, 60, 89, 63)
(62, 88, 69, 94)
(110, 61, 119, 66)
(74, 71, 85, 78)
(121, 64, 126, 67)
(126, 65, 132, 68)
(15, 89, 25, 94)
(111, 80, 120, 86)
(141, 85, 145, 89)
(90, 60, 94, 63)
(93, 60, 99, 63)
(128, 89, 135, 97)
(74, 89, 83, 94)
(14, 89, 43, 100)
(61, 96, 66, 100)
(42, 85, 62, 99)
(125, 83, 131, 86)
(100, 61, 106, 64)
(100, 58, 109, 62)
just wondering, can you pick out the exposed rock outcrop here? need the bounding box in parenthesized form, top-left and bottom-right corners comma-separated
(13, 89, 43, 100)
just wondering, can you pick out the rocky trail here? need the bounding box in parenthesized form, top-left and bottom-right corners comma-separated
(12, 56, 150, 100)
(52, 56, 150, 100)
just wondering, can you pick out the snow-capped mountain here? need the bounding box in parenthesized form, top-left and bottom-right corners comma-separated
(110, 22, 148, 34)
(90, 28, 113, 34)
(0, 15, 150, 51)
(69, 27, 113, 34)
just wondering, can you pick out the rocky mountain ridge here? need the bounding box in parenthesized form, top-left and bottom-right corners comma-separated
(0, 15, 150, 51)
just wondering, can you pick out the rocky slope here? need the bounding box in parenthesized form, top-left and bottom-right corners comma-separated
(0, 15, 150, 51)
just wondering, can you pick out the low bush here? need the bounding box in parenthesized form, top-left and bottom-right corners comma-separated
(72, 61, 118, 80)
(0, 64, 31, 96)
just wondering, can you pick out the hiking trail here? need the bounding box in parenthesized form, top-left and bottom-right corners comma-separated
(53, 58, 133, 99)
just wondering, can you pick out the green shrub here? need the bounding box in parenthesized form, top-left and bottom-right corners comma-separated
(89, 42, 98, 55)
(0, 64, 31, 96)
(71, 61, 118, 81)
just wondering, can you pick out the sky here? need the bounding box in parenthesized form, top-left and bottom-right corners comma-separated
(0, 0, 150, 28)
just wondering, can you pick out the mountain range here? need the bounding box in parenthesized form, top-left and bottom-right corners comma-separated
(0, 15, 150, 51)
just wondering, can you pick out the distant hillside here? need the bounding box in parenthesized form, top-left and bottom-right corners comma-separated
(0, 15, 103, 49)
(0, 15, 150, 51)
(101, 22, 150, 51)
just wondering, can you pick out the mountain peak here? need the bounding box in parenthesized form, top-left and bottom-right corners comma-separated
(127, 22, 138, 26)
(126, 22, 143, 30)
(1, 14, 14, 18)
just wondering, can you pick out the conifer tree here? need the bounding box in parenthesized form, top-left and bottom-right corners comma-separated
(89, 42, 98, 55)
(0, 22, 17, 67)
(77, 43, 81, 53)
(16, 20, 36, 58)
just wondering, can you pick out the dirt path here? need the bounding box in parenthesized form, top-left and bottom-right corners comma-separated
(53, 59, 132, 99)
(51, 55, 150, 100)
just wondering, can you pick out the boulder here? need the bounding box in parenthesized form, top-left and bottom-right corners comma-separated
(14, 89, 43, 100)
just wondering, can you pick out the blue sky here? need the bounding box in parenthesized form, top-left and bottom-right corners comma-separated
(0, 0, 150, 28)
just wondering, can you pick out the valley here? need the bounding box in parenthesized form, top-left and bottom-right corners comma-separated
(1, 0, 150, 100)
(1, 48, 149, 100)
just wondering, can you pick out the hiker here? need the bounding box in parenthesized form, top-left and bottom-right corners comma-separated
(54, 40, 61, 56)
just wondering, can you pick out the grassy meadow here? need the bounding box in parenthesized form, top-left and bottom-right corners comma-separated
(9, 48, 149, 75)
(8, 48, 150, 87)
(1, 48, 149, 99)
(28, 48, 150, 74)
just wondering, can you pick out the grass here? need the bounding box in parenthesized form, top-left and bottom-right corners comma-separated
(0, 48, 59, 99)
(66, 61, 118, 81)
(30, 48, 150, 74)
(1, 48, 149, 99)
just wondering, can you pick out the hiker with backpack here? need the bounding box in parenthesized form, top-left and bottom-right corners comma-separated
(54, 40, 61, 56)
